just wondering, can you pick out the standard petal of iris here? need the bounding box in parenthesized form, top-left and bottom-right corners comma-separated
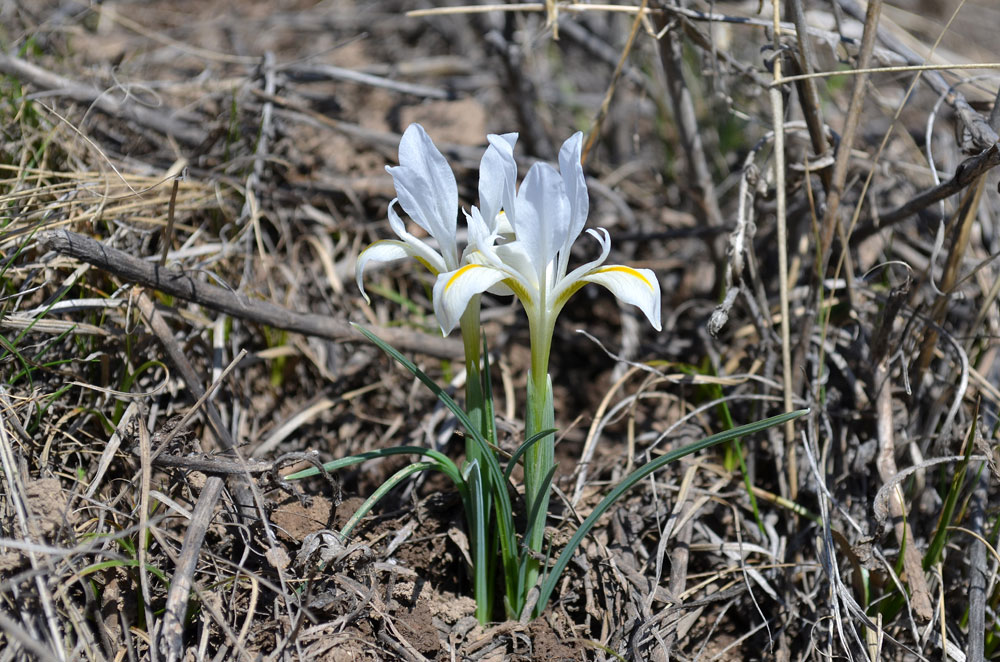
(464, 207, 494, 253)
(398, 124, 457, 230)
(514, 163, 570, 283)
(479, 132, 518, 227)
(581, 265, 662, 331)
(356, 240, 413, 303)
(486, 133, 519, 227)
(557, 132, 589, 253)
(388, 125, 458, 263)
(433, 263, 508, 335)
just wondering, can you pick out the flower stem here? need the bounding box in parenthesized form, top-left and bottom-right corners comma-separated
(522, 316, 555, 601)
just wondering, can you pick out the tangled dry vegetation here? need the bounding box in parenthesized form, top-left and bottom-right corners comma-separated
(2, 0, 1000, 660)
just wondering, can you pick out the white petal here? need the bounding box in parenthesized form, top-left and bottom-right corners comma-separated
(464, 207, 494, 254)
(387, 124, 458, 263)
(355, 240, 412, 304)
(479, 132, 518, 229)
(494, 241, 539, 290)
(580, 265, 662, 331)
(433, 264, 509, 335)
(494, 210, 514, 237)
(487, 133, 519, 228)
(486, 282, 515, 296)
(387, 202, 449, 273)
(556, 228, 611, 294)
(558, 132, 589, 261)
(513, 162, 570, 284)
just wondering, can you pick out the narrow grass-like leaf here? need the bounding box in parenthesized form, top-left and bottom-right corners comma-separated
(340, 462, 435, 538)
(74, 559, 169, 585)
(923, 411, 978, 570)
(464, 459, 490, 623)
(503, 428, 557, 483)
(524, 464, 558, 558)
(285, 445, 463, 491)
(534, 408, 809, 617)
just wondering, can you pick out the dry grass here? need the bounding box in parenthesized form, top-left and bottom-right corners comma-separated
(2, 0, 1000, 660)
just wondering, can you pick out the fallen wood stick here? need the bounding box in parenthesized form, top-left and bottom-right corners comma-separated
(38, 229, 462, 359)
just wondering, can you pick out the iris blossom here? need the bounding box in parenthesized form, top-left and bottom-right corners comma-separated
(433, 131, 662, 370)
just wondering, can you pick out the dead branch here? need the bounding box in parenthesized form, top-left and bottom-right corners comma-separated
(37, 229, 463, 359)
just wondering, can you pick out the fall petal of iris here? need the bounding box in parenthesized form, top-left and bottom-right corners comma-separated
(581, 265, 662, 331)
(433, 264, 509, 335)
(356, 240, 414, 303)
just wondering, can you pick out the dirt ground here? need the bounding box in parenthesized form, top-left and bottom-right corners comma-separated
(2, 0, 1000, 660)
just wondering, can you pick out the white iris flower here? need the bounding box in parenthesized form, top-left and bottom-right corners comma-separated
(432, 132, 662, 341)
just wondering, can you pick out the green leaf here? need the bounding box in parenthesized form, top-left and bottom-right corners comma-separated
(285, 445, 464, 491)
(534, 408, 810, 617)
(341, 462, 435, 538)
(464, 459, 490, 623)
(504, 428, 557, 483)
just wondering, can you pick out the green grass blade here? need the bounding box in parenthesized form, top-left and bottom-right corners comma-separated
(464, 459, 490, 623)
(480, 332, 498, 449)
(503, 428, 557, 483)
(284, 445, 464, 492)
(923, 412, 978, 570)
(534, 408, 809, 617)
(340, 462, 435, 538)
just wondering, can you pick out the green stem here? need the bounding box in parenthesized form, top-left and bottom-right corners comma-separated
(522, 315, 555, 601)
(459, 299, 484, 438)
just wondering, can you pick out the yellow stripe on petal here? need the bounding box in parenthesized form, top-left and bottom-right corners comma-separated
(590, 266, 654, 290)
(445, 263, 483, 291)
(414, 256, 438, 275)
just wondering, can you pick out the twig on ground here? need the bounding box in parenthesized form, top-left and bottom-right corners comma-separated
(580, 0, 648, 165)
(786, 0, 831, 186)
(158, 476, 225, 662)
(556, 17, 656, 96)
(135, 292, 292, 660)
(239, 50, 277, 289)
(765, 0, 796, 499)
(652, 15, 723, 230)
(0, 387, 66, 662)
(38, 229, 463, 359)
(835, 0, 998, 151)
(818, 0, 881, 274)
(483, 27, 554, 158)
(912, 176, 985, 396)
(283, 63, 452, 99)
(967, 437, 988, 662)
